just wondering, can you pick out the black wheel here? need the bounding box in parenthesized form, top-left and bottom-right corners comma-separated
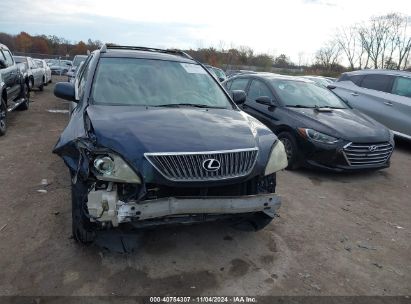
(71, 179, 97, 244)
(231, 212, 274, 232)
(17, 83, 30, 111)
(0, 97, 7, 136)
(278, 131, 301, 170)
(30, 78, 34, 91)
(39, 83, 44, 91)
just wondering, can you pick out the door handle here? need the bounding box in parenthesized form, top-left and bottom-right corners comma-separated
(384, 101, 393, 106)
(350, 92, 359, 96)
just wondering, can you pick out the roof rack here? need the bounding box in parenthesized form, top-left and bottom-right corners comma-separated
(99, 44, 193, 60)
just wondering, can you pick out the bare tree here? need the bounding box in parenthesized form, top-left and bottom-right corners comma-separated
(315, 41, 342, 71)
(336, 26, 358, 70)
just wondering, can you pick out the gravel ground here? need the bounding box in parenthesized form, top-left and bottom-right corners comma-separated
(0, 77, 410, 296)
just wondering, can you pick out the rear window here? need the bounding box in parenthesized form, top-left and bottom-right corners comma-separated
(91, 57, 231, 108)
(391, 77, 411, 98)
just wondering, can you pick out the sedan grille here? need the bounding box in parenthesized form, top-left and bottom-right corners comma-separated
(343, 142, 393, 166)
(145, 148, 258, 181)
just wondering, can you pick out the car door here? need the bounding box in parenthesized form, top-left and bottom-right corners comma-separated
(29, 58, 41, 86)
(389, 76, 411, 137)
(335, 74, 397, 130)
(1, 49, 20, 101)
(241, 78, 279, 128)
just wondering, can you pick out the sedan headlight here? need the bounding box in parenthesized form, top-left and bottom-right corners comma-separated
(298, 128, 339, 144)
(265, 140, 288, 175)
(93, 154, 141, 184)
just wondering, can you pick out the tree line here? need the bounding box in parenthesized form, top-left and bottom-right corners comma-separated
(0, 32, 102, 57)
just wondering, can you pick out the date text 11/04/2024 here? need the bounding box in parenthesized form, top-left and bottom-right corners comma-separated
(149, 296, 257, 303)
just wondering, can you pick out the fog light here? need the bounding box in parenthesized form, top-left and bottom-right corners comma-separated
(94, 156, 114, 175)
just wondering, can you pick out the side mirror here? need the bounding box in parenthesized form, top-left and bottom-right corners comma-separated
(256, 96, 275, 106)
(54, 82, 76, 102)
(218, 77, 225, 82)
(231, 90, 246, 104)
(0, 59, 7, 69)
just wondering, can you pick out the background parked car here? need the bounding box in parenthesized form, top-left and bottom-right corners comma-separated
(330, 70, 411, 140)
(34, 59, 52, 84)
(204, 64, 227, 82)
(301, 75, 334, 87)
(0, 43, 30, 135)
(50, 60, 72, 76)
(66, 55, 88, 82)
(13, 56, 45, 91)
(224, 73, 394, 171)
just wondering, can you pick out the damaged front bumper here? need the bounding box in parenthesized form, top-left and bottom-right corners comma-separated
(87, 185, 281, 227)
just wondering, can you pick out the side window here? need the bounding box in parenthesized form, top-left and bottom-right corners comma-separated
(391, 77, 411, 98)
(224, 80, 232, 90)
(3, 50, 14, 66)
(248, 80, 274, 101)
(360, 74, 393, 93)
(78, 55, 93, 98)
(230, 78, 249, 91)
(349, 75, 364, 86)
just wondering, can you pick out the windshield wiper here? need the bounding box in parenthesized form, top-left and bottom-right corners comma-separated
(154, 103, 226, 109)
(286, 105, 315, 108)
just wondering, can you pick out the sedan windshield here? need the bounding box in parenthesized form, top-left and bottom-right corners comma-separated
(92, 58, 232, 108)
(270, 79, 348, 108)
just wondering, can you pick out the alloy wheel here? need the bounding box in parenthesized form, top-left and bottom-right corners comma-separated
(280, 137, 293, 160)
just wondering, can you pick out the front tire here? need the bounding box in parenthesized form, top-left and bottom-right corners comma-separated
(0, 97, 7, 136)
(71, 179, 97, 244)
(278, 131, 301, 170)
(17, 83, 30, 111)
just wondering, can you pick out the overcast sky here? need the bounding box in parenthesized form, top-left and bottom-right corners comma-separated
(1, 0, 410, 62)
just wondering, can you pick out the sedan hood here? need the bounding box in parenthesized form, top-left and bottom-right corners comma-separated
(288, 107, 391, 143)
(87, 106, 258, 157)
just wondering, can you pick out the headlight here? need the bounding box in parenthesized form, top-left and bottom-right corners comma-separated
(93, 154, 141, 184)
(298, 128, 339, 144)
(264, 140, 288, 175)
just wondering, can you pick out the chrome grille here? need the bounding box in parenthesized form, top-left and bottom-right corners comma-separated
(145, 148, 258, 181)
(343, 142, 393, 166)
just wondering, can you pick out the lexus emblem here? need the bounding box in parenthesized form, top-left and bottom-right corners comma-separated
(202, 159, 221, 171)
(368, 145, 378, 152)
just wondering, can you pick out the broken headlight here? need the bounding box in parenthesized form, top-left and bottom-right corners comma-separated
(264, 140, 288, 175)
(93, 154, 141, 184)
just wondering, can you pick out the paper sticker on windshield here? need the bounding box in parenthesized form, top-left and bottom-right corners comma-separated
(180, 63, 207, 74)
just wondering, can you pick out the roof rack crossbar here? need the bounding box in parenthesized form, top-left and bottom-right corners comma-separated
(99, 44, 193, 59)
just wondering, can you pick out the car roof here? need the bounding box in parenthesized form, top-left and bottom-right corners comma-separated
(0, 43, 9, 50)
(230, 72, 314, 83)
(343, 69, 411, 78)
(99, 45, 196, 64)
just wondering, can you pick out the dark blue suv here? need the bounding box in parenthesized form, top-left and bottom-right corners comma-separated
(53, 45, 287, 243)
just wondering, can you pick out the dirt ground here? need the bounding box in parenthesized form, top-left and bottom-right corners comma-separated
(0, 76, 410, 296)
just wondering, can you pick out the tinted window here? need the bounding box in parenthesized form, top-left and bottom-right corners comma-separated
(3, 50, 13, 65)
(248, 80, 273, 100)
(348, 75, 363, 85)
(360, 75, 393, 92)
(271, 80, 348, 108)
(391, 77, 411, 98)
(230, 78, 249, 91)
(92, 58, 231, 108)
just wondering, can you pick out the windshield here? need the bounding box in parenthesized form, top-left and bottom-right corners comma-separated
(92, 58, 232, 108)
(270, 79, 348, 108)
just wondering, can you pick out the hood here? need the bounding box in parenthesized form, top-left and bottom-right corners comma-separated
(86, 105, 259, 158)
(288, 107, 391, 143)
